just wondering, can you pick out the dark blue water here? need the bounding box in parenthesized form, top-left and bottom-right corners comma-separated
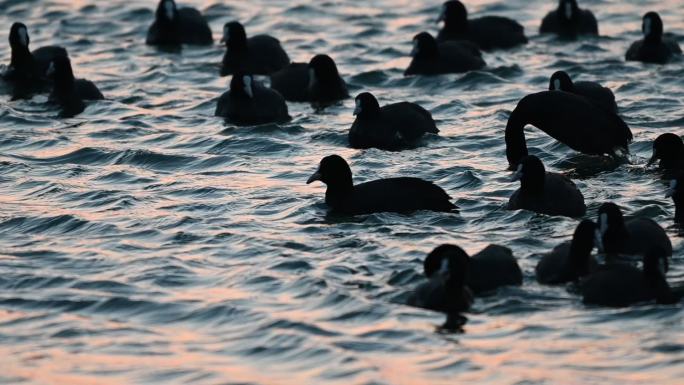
(0, 0, 683, 384)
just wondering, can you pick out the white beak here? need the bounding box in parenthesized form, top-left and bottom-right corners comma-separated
(243, 75, 253, 98)
(410, 40, 418, 56)
(643, 18, 652, 36)
(46, 61, 55, 76)
(565, 3, 572, 19)
(553, 79, 561, 90)
(665, 180, 677, 198)
(437, 6, 446, 23)
(438, 258, 450, 279)
(594, 229, 605, 253)
(164, 0, 175, 20)
(18, 27, 28, 47)
(308, 68, 316, 89)
(353, 99, 361, 115)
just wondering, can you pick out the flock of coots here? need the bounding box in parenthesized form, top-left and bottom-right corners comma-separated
(2, 0, 684, 325)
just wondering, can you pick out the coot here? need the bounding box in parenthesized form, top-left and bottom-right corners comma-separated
(549, 71, 617, 113)
(348, 92, 439, 150)
(540, 0, 599, 38)
(220, 21, 290, 76)
(47, 56, 103, 118)
(536, 220, 597, 284)
(215, 74, 291, 125)
(306, 155, 456, 215)
(437, 0, 527, 50)
(270, 54, 348, 107)
(146, 0, 213, 46)
(626, 12, 682, 64)
(508, 155, 586, 217)
(405, 32, 485, 76)
(505, 91, 632, 169)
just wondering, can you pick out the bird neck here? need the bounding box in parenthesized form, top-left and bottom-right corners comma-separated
(505, 110, 528, 169)
(10, 45, 32, 69)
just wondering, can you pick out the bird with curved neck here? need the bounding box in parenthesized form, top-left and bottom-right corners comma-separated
(436, 0, 527, 50)
(540, 0, 598, 38)
(536, 219, 598, 284)
(505, 91, 631, 169)
(548, 71, 617, 113)
(306, 155, 456, 215)
(626, 12, 682, 64)
(508, 155, 586, 217)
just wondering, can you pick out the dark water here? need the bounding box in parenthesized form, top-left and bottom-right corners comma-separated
(1, 0, 683, 384)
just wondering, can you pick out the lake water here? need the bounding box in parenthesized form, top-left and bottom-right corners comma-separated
(0, 0, 683, 384)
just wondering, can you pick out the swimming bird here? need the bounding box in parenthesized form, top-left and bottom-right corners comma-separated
(536, 220, 598, 284)
(595, 202, 672, 270)
(306, 155, 456, 215)
(407, 244, 473, 314)
(549, 71, 617, 113)
(404, 32, 485, 76)
(269, 54, 349, 107)
(348, 92, 439, 151)
(648, 134, 684, 177)
(626, 12, 682, 64)
(2, 22, 67, 99)
(665, 176, 684, 224)
(580, 247, 680, 307)
(436, 0, 527, 50)
(215, 74, 290, 125)
(146, 0, 213, 46)
(47, 56, 103, 118)
(540, 0, 598, 38)
(220, 21, 290, 76)
(505, 91, 632, 169)
(508, 155, 586, 218)
(424, 244, 522, 295)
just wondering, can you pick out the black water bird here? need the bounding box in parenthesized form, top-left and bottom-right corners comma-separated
(436, 0, 527, 50)
(536, 220, 598, 284)
(348, 92, 439, 151)
(540, 0, 598, 38)
(665, 176, 684, 224)
(407, 245, 473, 314)
(549, 71, 617, 113)
(648, 133, 684, 177)
(146, 0, 213, 46)
(580, 247, 680, 307)
(269, 54, 349, 107)
(2, 22, 67, 99)
(505, 91, 632, 169)
(405, 32, 485, 76)
(595, 202, 672, 270)
(306, 155, 456, 215)
(424, 244, 522, 295)
(508, 155, 586, 218)
(47, 56, 103, 118)
(220, 21, 290, 76)
(626, 12, 682, 64)
(215, 74, 290, 125)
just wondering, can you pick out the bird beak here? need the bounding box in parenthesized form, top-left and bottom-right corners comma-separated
(594, 229, 605, 253)
(437, 8, 446, 23)
(307, 170, 322, 184)
(665, 180, 677, 198)
(353, 100, 361, 116)
(46, 61, 55, 76)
